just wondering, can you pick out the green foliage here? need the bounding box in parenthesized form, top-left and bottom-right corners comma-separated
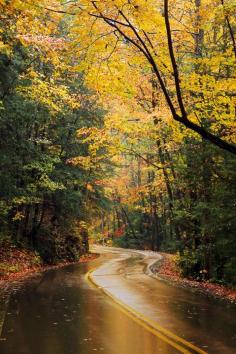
(0, 15, 108, 264)
(0, 0, 235, 288)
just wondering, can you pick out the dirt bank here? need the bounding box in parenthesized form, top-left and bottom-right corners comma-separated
(0, 244, 98, 292)
(151, 253, 236, 304)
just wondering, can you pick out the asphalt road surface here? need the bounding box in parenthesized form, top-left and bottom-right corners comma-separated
(0, 246, 236, 354)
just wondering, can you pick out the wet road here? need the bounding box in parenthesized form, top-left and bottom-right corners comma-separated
(0, 247, 236, 354)
(91, 247, 236, 354)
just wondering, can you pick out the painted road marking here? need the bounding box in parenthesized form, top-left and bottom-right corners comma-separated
(86, 269, 208, 354)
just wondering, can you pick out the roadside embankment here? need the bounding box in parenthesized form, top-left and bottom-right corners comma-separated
(0, 243, 98, 292)
(149, 253, 236, 304)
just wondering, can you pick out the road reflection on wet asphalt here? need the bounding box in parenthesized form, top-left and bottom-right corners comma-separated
(1, 247, 236, 354)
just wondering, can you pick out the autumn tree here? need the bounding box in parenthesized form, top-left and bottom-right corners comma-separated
(1, 0, 236, 285)
(61, 0, 236, 153)
(0, 0, 109, 263)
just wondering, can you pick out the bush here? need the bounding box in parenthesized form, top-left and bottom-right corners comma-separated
(176, 249, 203, 280)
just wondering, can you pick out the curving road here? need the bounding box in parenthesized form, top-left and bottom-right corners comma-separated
(0, 246, 236, 354)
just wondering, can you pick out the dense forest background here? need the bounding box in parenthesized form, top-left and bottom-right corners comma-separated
(0, 1, 110, 264)
(0, 0, 235, 287)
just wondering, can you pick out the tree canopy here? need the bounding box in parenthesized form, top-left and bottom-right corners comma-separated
(0, 0, 236, 285)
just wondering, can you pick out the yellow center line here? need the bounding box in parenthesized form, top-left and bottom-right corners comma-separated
(86, 269, 208, 354)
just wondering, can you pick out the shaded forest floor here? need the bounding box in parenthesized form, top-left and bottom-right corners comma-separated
(152, 253, 236, 304)
(0, 243, 98, 291)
